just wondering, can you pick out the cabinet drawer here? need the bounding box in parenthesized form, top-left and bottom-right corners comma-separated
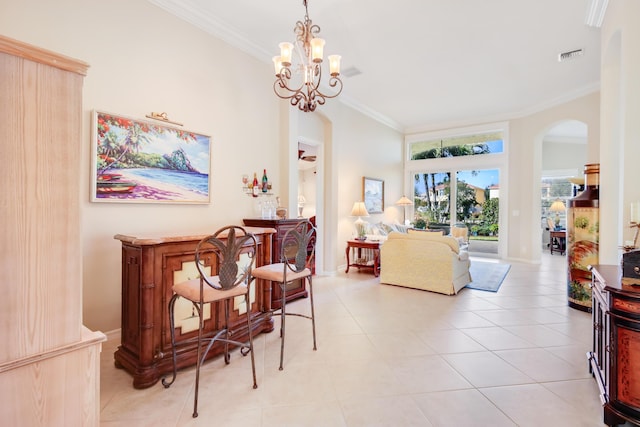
(613, 297, 640, 316)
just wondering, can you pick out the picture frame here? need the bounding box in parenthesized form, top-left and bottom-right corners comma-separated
(363, 177, 384, 213)
(91, 110, 211, 204)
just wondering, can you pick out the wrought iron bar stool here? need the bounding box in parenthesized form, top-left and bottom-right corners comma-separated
(251, 219, 317, 370)
(162, 226, 258, 418)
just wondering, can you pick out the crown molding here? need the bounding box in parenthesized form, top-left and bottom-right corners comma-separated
(148, 0, 272, 62)
(585, 0, 609, 27)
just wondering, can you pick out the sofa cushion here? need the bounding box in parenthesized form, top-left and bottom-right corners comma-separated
(377, 221, 411, 234)
(370, 222, 388, 236)
(408, 228, 443, 236)
(378, 222, 395, 234)
(392, 230, 460, 253)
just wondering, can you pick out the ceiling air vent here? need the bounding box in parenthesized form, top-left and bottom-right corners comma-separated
(558, 49, 584, 62)
(341, 67, 362, 78)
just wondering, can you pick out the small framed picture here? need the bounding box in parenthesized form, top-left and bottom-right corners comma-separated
(363, 177, 384, 213)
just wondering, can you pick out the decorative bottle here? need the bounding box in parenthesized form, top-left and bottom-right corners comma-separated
(567, 163, 599, 312)
(262, 169, 268, 193)
(252, 173, 259, 197)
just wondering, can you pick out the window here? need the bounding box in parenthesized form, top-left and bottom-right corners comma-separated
(410, 132, 504, 160)
(406, 126, 507, 256)
(414, 172, 450, 223)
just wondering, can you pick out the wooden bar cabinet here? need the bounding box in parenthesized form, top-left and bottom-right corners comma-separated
(588, 265, 640, 427)
(113, 227, 275, 389)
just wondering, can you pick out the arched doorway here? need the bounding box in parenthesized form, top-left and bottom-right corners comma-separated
(540, 120, 588, 253)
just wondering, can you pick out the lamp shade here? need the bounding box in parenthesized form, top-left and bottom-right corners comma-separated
(396, 196, 413, 206)
(310, 38, 325, 62)
(278, 42, 293, 66)
(350, 201, 369, 217)
(328, 54, 341, 76)
(550, 200, 566, 212)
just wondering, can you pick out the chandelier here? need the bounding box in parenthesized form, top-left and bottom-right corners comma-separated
(272, 0, 343, 112)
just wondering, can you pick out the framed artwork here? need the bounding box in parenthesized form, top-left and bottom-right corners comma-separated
(363, 177, 384, 213)
(91, 111, 211, 204)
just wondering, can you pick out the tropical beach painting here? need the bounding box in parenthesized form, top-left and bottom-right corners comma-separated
(91, 111, 211, 203)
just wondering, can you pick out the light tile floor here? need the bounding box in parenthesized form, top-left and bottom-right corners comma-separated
(99, 253, 613, 426)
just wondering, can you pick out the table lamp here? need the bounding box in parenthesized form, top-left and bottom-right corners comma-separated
(549, 200, 566, 229)
(297, 194, 306, 218)
(350, 201, 369, 240)
(396, 196, 413, 225)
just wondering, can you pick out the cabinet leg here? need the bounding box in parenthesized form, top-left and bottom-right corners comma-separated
(604, 405, 629, 427)
(345, 246, 350, 273)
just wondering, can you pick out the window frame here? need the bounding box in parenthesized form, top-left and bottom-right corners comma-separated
(404, 122, 509, 256)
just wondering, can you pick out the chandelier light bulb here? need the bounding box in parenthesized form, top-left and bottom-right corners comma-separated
(328, 55, 341, 76)
(304, 66, 314, 85)
(310, 38, 325, 63)
(279, 42, 293, 66)
(272, 56, 283, 76)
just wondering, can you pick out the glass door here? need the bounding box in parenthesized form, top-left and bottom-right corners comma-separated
(456, 169, 499, 255)
(412, 168, 500, 256)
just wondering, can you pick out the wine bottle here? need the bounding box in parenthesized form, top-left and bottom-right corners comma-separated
(262, 169, 268, 193)
(252, 173, 259, 197)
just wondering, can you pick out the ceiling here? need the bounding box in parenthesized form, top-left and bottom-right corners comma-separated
(149, 0, 602, 133)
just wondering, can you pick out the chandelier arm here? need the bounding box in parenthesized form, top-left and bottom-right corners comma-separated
(273, 68, 296, 98)
(311, 66, 343, 99)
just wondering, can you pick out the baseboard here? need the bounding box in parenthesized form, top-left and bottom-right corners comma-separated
(504, 256, 541, 264)
(102, 328, 121, 343)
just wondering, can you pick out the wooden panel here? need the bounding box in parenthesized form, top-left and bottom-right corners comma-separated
(0, 329, 103, 426)
(612, 298, 640, 315)
(0, 34, 89, 76)
(0, 36, 104, 427)
(616, 325, 640, 408)
(0, 47, 84, 363)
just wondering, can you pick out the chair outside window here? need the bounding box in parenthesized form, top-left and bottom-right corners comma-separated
(162, 226, 258, 418)
(451, 223, 469, 249)
(251, 219, 317, 370)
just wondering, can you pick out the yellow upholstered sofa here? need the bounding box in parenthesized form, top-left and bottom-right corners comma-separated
(379, 230, 471, 295)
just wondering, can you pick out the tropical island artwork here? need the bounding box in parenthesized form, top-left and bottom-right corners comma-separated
(92, 111, 211, 203)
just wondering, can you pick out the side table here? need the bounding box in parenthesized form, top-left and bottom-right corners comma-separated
(345, 239, 381, 277)
(550, 230, 566, 255)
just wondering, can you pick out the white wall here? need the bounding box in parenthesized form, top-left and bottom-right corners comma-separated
(291, 102, 405, 274)
(507, 92, 600, 262)
(0, 0, 404, 332)
(599, 0, 640, 263)
(542, 140, 587, 175)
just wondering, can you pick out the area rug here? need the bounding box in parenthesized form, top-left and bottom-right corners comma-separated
(465, 261, 511, 292)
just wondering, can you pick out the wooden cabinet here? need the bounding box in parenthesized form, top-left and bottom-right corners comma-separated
(0, 35, 105, 426)
(243, 218, 313, 309)
(589, 265, 640, 427)
(113, 227, 275, 389)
